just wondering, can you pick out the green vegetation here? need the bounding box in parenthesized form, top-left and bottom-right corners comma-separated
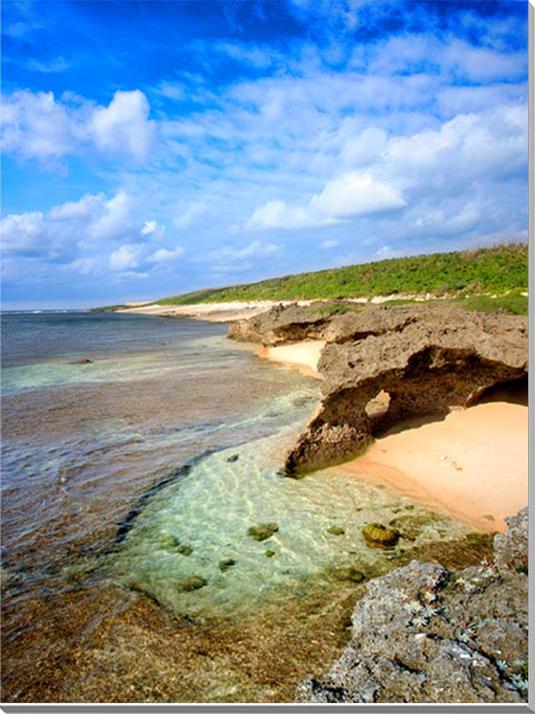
(452, 290, 528, 315)
(156, 244, 527, 307)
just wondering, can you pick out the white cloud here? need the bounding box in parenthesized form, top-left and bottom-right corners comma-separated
(26, 57, 70, 74)
(311, 173, 405, 217)
(247, 200, 325, 231)
(211, 240, 281, 260)
(211, 41, 283, 69)
(1, 89, 156, 164)
(172, 201, 207, 229)
(87, 192, 132, 241)
(0, 91, 82, 160)
(90, 90, 156, 162)
(148, 246, 185, 263)
(109, 244, 143, 271)
(141, 220, 163, 236)
(69, 257, 97, 275)
(1, 211, 45, 253)
(49, 193, 103, 221)
(248, 172, 405, 230)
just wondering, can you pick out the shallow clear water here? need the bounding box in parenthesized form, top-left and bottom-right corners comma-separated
(1, 312, 318, 608)
(1, 311, 477, 703)
(1, 312, 470, 622)
(110, 423, 470, 618)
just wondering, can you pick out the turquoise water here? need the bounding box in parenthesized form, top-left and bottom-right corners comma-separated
(110, 425, 470, 619)
(1, 311, 469, 631)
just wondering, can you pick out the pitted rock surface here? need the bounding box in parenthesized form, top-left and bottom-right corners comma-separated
(259, 305, 526, 474)
(297, 509, 528, 704)
(228, 302, 527, 474)
(494, 507, 528, 574)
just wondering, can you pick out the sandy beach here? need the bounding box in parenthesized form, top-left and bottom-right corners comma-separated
(116, 293, 447, 323)
(256, 340, 325, 379)
(329, 402, 528, 533)
(254, 337, 528, 533)
(117, 300, 313, 323)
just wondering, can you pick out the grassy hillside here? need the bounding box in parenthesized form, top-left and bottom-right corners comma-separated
(157, 244, 528, 311)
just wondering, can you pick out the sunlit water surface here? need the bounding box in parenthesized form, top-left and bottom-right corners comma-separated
(1, 311, 474, 702)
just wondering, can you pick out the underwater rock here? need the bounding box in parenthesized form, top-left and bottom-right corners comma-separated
(226, 454, 239, 463)
(331, 566, 366, 583)
(265, 550, 276, 558)
(362, 523, 400, 549)
(388, 513, 445, 541)
(327, 526, 345, 536)
(176, 544, 193, 556)
(159, 533, 180, 549)
(177, 576, 207, 592)
(247, 523, 279, 541)
(219, 558, 236, 571)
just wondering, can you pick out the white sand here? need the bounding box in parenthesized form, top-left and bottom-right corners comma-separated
(330, 402, 528, 532)
(117, 300, 314, 323)
(257, 341, 325, 379)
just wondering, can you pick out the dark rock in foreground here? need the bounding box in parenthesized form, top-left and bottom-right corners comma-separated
(297, 507, 528, 704)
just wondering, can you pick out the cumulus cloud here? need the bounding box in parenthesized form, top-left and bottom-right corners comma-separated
(248, 172, 405, 230)
(1, 89, 156, 164)
(1, 211, 45, 253)
(87, 192, 132, 241)
(0, 190, 182, 280)
(141, 220, 158, 236)
(1, 192, 132, 261)
(140, 220, 166, 239)
(0, 91, 83, 160)
(90, 90, 156, 162)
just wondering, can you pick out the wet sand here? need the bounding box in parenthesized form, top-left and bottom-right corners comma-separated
(331, 402, 528, 533)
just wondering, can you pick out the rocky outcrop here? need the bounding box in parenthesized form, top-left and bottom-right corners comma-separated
(494, 508, 529, 575)
(297, 508, 529, 704)
(228, 301, 424, 346)
(231, 303, 528, 475)
(228, 301, 330, 345)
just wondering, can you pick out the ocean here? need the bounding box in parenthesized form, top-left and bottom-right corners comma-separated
(1, 311, 476, 702)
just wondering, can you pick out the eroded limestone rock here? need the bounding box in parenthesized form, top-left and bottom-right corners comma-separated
(275, 304, 527, 474)
(297, 508, 528, 704)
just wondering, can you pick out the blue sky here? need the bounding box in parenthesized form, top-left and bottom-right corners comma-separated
(1, 0, 529, 309)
